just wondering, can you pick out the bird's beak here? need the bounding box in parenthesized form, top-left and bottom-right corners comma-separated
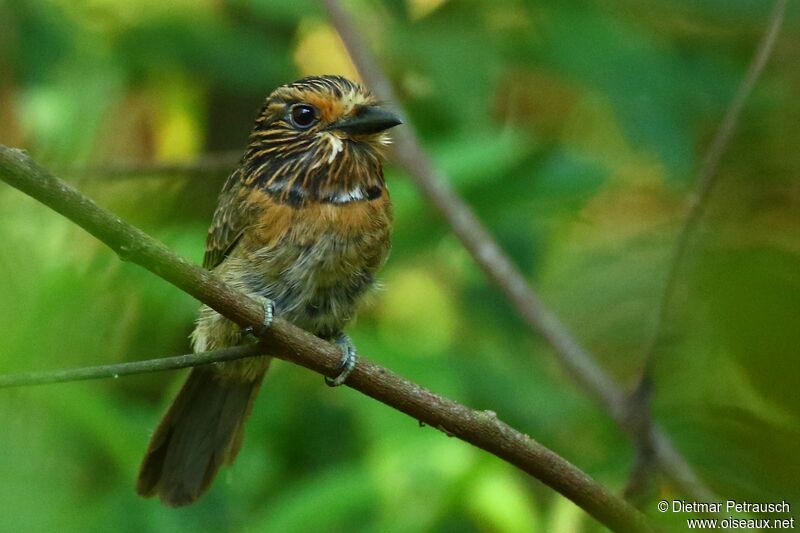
(333, 105, 403, 135)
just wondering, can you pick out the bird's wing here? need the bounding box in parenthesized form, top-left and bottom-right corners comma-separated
(203, 169, 256, 270)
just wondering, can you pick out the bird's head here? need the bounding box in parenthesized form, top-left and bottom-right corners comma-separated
(242, 75, 402, 205)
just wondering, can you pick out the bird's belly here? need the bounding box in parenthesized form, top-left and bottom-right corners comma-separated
(264, 238, 376, 337)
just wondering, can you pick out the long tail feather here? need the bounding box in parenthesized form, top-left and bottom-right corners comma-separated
(136, 366, 266, 506)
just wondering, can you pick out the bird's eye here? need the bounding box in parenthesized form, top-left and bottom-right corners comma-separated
(289, 104, 317, 129)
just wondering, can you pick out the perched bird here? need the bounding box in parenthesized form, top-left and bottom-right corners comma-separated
(136, 75, 401, 506)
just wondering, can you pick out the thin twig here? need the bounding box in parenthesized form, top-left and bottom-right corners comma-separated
(638, 0, 788, 382)
(626, 0, 788, 498)
(321, 0, 716, 502)
(0, 345, 264, 388)
(0, 145, 651, 533)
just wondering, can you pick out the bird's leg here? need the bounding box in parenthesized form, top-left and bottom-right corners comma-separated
(325, 333, 357, 387)
(241, 295, 275, 339)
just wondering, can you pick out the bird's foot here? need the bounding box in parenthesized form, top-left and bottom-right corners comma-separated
(326, 333, 357, 387)
(242, 296, 275, 338)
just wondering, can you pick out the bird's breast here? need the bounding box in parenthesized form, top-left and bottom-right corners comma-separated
(231, 187, 392, 338)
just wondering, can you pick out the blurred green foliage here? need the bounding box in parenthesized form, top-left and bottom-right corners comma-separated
(1, 0, 799, 531)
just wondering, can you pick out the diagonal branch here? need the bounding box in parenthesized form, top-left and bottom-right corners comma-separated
(321, 0, 715, 502)
(626, 0, 788, 497)
(0, 145, 651, 532)
(637, 0, 788, 384)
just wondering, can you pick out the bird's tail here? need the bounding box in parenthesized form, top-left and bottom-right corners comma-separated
(136, 366, 267, 506)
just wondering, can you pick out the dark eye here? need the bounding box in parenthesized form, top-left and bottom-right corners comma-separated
(289, 104, 317, 129)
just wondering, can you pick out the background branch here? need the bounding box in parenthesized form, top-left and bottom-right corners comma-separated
(58, 150, 240, 180)
(0, 146, 651, 533)
(321, 0, 715, 502)
(637, 0, 788, 384)
(626, 0, 788, 497)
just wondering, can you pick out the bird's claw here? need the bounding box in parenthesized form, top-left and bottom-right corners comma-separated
(326, 333, 357, 387)
(242, 296, 275, 338)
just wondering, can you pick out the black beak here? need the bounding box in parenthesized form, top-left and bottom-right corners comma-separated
(333, 105, 403, 135)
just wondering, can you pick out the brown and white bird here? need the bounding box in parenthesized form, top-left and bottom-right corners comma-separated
(136, 75, 401, 506)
